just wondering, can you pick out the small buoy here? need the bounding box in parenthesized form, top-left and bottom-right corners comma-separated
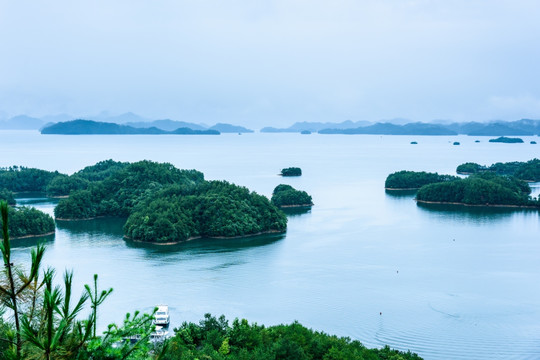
(396, 270, 399, 273)
(380, 312, 382, 315)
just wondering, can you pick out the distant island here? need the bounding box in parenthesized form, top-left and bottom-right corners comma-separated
(261, 118, 540, 136)
(280, 167, 302, 176)
(385, 171, 459, 190)
(488, 136, 524, 143)
(271, 184, 313, 208)
(41, 120, 220, 135)
(456, 159, 540, 181)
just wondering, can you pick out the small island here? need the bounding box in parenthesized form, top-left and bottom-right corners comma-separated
(280, 167, 302, 177)
(410, 141, 418, 144)
(531, 141, 537, 144)
(0, 203, 55, 239)
(453, 142, 460, 145)
(488, 136, 524, 143)
(456, 159, 540, 182)
(271, 184, 313, 208)
(385, 171, 459, 190)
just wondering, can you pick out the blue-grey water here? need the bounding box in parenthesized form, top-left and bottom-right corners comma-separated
(3, 131, 540, 360)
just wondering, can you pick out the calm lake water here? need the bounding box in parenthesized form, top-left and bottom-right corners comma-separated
(3, 131, 540, 360)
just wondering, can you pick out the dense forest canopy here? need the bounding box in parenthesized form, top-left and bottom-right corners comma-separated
(416, 173, 535, 207)
(456, 159, 540, 181)
(271, 184, 313, 208)
(161, 313, 423, 360)
(124, 181, 287, 243)
(52, 161, 286, 243)
(280, 167, 302, 176)
(0, 205, 55, 238)
(385, 171, 459, 189)
(0, 166, 61, 193)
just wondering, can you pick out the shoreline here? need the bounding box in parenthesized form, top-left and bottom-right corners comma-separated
(385, 187, 420, 191)
(125, 229, 285, 246)
(415, 199, 539, 209)
(279, 203, 313, 208)
(8, 231, 56, 240)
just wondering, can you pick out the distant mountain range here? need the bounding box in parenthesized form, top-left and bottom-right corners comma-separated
(41, 120, 220, 135)
(0, 112, 254, 133)
(264, 119, 540, 136)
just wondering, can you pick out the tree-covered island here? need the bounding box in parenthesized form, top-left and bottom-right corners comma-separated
(385, 171, 459, 190)
(488, 136, 524, 143)
(271, 184, 313, 208)
(280, 167, 302, 176)
(51, 160, 287, 244)
(416, 172, 537, 207)
(456, 159, 540, 181)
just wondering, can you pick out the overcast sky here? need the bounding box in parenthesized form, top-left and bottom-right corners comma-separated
(1, 0, 540, 127)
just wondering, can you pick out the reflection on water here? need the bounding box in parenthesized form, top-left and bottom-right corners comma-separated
(10, 233, 55, 249)
(384, 189, 417, 199)
(124, 233, 285, 255)
(416, 201, 537, 223)
(281, 207, 312, 217)
(56, 217, 126, 237)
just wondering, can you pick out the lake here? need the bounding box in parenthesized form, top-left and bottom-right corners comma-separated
(3, 131, 540, 360)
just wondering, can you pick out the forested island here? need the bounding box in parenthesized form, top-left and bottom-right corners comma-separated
(280, 167, 302, 176)
(48, 161, 287, 243)
(488, 136, 524, 143)
(416, 172, 536, 207)
(456, 159, 540, 181)
(271, 184, 313, 208)
(0, 205, 55, 239)
(385, 171, 459, 190)
(41, 120, 220, 135)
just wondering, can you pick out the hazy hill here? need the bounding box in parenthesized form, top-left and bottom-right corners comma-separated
(0, 115, 44, 130)
(261, 120, 371, 133)
(41, 120, 220, 135)
(319, 122, 457, 135)
(209, 123, 254, 133)
(127, 119, 207, 131)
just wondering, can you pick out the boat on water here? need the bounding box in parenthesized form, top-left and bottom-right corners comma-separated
(154, 305, 170, 326)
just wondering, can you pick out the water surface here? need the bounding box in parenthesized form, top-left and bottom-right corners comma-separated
(4, 131, 540, 360)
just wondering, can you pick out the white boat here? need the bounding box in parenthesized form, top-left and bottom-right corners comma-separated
(153, 305, 170, 326)
(150, 325, 170, 342)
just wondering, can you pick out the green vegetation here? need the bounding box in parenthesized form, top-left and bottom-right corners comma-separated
(55, 161, 286, 243)
(162, 314, 422, 360)
(385, 171, 459, 190)
(0, 206, 55, 238)
(124, 181, 287, 243)
(271, 184, 313, 208)
(46, 175, 89, 197)
(488, 136, 524, 143)
(456, 159, 540, 181)
(0, 166, 61, 193)
(0, 202, 422, 359)
(280, 167, 302, 177)
(416, 173, 535, 207)
(0, 188, 15, 205)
